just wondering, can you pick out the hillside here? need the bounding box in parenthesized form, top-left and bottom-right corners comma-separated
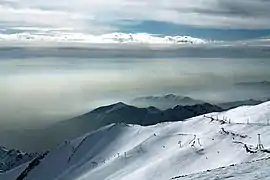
(36, 102, 222, 151)
(1, 101, 270, 180)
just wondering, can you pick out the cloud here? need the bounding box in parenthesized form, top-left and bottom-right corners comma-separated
(1, 0, 270, 35)
(0, 40, 270, 60)
(0, 31, 207, 45)
(0, 4, 94, 30)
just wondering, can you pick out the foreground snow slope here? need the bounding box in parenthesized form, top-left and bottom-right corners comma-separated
(3, 101, 270, 180)
(173, 157, 270, 180)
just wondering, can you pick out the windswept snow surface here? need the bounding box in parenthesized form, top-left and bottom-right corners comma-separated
(3, 101, 270, 180)
(172, 157, 270, 180)
(0, 163, 29, 180)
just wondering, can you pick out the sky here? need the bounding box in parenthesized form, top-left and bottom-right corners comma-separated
(1, 0, 270, 41)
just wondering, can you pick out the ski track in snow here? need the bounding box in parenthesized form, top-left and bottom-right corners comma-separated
(1, 101, 270, 180)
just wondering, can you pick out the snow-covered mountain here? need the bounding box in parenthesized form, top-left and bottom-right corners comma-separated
(0, 32, 207, 44)
(2, 101, 270, 180)
(131, 94, 205, 110)
(36, 102, 222, 151)
(0, 146, 36, 173)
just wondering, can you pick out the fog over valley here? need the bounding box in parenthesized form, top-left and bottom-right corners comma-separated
(1, 46, 270, 131)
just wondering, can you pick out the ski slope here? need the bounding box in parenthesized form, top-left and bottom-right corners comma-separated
(173, 157, 270, 180)
(2, 101, 270, 180)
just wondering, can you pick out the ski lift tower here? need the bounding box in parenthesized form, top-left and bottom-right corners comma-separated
(257, 134, 264, 151)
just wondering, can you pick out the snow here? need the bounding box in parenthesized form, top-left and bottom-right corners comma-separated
(0, 163, 29, 180)
(173, 157, 270, 180)
(0, 32, 207, 45)
(2, 101, 270, 180)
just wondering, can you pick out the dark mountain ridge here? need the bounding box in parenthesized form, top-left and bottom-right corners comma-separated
(40, 102, 223, 151)
(0, 146, 37, 172)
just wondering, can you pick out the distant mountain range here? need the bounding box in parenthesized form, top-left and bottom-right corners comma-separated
(131, 94, 205, 110)
(235, 81, 270, 89)
(131, 94, 269, 110)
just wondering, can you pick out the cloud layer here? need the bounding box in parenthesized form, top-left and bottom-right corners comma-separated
(1, 0, 270, 36)
(0, 31, 207, 44)
(1, 56, 270, 129)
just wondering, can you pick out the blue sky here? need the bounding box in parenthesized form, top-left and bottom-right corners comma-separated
(119, 20, 270, 40)
(1, 0, 270, 41)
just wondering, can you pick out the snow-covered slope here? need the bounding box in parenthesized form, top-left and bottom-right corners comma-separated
(36, 102, 222, 152)
(172, 157, 270, 180)
(3, 101, 270, 180)
(0, 32, 207, 44)
(0, 163, 30, 180)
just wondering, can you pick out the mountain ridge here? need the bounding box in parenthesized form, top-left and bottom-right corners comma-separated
(131, 94, 205, 110)
(38, 102, 222, 151)
(0, 146, 37, 173)
(131, 94, 270, 110)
